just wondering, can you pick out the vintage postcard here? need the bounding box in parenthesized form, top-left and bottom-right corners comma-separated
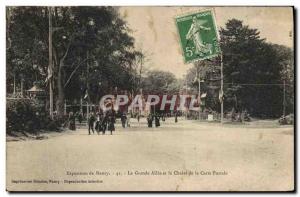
(6, 6, 294, 191)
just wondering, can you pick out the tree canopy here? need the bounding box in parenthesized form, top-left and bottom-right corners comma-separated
(141, 70, 177, 94)
(7, 6, 143, 116)
(186, 19, 294, 118)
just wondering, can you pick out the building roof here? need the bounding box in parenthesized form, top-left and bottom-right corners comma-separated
(27, 85, 44, 92)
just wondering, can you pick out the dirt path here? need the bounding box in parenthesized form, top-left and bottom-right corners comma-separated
(6, 118, 294, 191)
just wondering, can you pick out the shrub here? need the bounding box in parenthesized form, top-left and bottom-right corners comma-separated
(279, 114, 294, 125)
(6, 98, 61, 134)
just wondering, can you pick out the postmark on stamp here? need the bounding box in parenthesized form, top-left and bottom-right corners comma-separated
(175, 9, 220, 63)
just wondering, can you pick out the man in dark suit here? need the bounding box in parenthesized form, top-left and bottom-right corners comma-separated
(88, 112, 96, 135)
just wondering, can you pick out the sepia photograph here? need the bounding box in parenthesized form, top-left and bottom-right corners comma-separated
(5, 6, 294, 192)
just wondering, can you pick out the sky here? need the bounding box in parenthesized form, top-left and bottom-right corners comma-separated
(119, 7, 294, 78)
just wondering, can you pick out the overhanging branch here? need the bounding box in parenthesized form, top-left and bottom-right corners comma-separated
(64, 58, 89, 88)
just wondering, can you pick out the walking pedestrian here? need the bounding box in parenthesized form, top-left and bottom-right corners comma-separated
(107, 111, 115, 135)
(88, 112, 96, 135)
(121, 112, 127, 128)
(155, 114, 160, 127)
(101, 113, 108, 134)
(147, 114, 153, 128)
(95, 112, 102, 134)
(68, 112, 76, 130)
(78, 112, 83, 125)
(137, 113, 140, 123)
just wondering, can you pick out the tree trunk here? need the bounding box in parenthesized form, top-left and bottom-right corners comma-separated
(56, 60, 65, 118)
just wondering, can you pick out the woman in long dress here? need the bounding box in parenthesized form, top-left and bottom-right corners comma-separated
(107, 111, 115, 135)
(186, 16, 211, 55)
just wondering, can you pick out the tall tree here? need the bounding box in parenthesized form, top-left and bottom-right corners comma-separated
(220, 19, 292, 117)
(185, 19, 294, 117)
(7, 6, 141, 117)
(141, 70, 177, 94)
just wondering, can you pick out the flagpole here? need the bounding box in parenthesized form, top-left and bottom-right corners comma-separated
(48, 7, 54, 120)
(185, 77, 187, 120)
(197, 66, 201, 121)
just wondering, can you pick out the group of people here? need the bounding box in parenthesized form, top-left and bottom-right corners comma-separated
(147, 113, 161, 128)
(68, 111, 84, 131)
(68, 110, 180, 134)
(88, 110, 116, 135)
(120, 113, 131, 128)
(147, 112, 179, 128)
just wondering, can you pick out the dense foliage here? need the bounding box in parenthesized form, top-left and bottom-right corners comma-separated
(6, 99, 61, 134)
(7, 6, 294, 123)
(7, 6, 142, 117)
(186, 19, 294, 118)
(141, 70, 179, 94)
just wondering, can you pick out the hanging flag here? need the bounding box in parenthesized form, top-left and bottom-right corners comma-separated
(45, 63, 53, 83)
(193, 77, 199, 84)
(219, 89, 224, 103)
(84, 90, 88, 99)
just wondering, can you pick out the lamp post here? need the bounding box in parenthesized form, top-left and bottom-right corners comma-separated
(196, 67, 204, 121)
(85, 18, 95, 123)
(185, 76, 188, 119)
(196, 67, 201, 121)
(220, 53, 224, 123)
(86, 50, 89, 124)
(33, 64, 38, 82)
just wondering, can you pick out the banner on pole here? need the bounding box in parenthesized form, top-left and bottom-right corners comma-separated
(219, 89, 224, 103)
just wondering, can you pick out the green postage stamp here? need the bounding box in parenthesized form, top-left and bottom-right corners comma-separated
(175, 9, 220, 63)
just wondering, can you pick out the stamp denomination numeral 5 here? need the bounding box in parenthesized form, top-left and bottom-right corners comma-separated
(185, 47, 193, 57)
